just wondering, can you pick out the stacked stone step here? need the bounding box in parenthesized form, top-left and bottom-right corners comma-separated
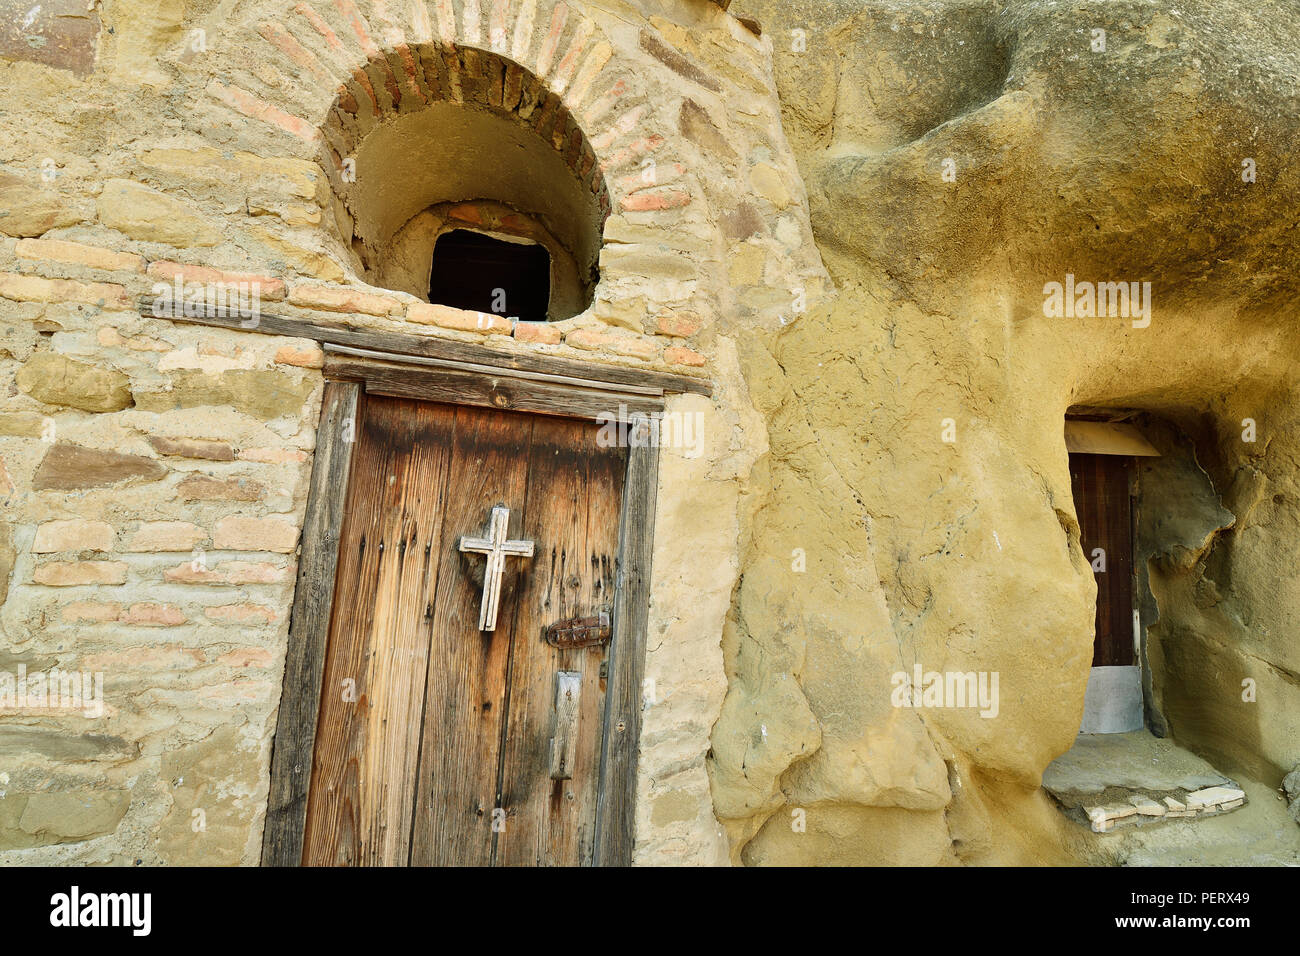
(1085, 786, 1246, 832)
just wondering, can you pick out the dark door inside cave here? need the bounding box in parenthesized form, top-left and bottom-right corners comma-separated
(1069, 453, 1136, 667)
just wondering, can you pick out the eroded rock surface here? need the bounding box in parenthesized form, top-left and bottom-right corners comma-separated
(720, 0, 1300, 863)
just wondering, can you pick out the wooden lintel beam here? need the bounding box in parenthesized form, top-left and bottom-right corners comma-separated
(325, 352, 665, 421)
(149, 306, 713, 397)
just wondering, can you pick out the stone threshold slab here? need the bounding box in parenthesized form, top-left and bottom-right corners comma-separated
(1043, 730, 1246, 833)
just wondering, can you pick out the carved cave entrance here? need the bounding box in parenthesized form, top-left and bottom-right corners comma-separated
(1066, 416, 1157, 734)
(1065, 409, 1240, 747)
(1048, 410, 1258, 831)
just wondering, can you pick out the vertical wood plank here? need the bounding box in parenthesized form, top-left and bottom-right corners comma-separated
(408, 406, 533, 866)
(301, 398, 458, 865)
(369, 405, 455, 863)
(493, 416, 623, 866)
(493, 416, 587, 866)
(592, 438, 659, 866)
(300, 411, 399, 865)
(1100, 455, 1135, 665)
(261, 381, 360, 866)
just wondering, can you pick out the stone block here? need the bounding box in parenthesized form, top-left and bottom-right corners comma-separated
(61, 600, 123, 623)
(17, 792, 131, 845)
(137, 147, 326, 203)
(32, 560, 128, 586)
(0, 412, 48, 437)
(0, 726, 131, 762)
(656, 311, 702, 338)
(621, 189, 692, 212)
(0, 172, 87, 237)
(513, 321, 561, 344)
(16, 353, 132, 413)
(0, 274, 131, 310)
(407, 302, 511, 334)
(205, 604, 277, 625)
(665, 346, 706, 367)
(147, 261, 286, 300)
(288, 283, 402, 315)
(163, 560, 292, 584)
(176, 475, 265, 502)
(109, 0, 184, 87)
(146, 435, 235, 461)
(1128, 795, 1165, 816)
(215, 647, 275, 667)
(213, 516, 299, 553)
(238, 447, 307, 464)
(121, 603, 185, 626)
(250, 228, 345, 281)
(1185, 786, 1246, 810)
(33, 443, 167, 491)
(0, 0, 100, 77)
(273, 344, 325, 368)
(565, 327, 659, 360)
(15, 238, 144, 273)
(133, 370, 316, 420)
(98, 179, 221, 247)
(32, 520, 115, 553)
(750, 163, 793, 208)
(126, 521, 204, 552)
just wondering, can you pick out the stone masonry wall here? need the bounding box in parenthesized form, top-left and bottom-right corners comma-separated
(0, 0, 829, 864)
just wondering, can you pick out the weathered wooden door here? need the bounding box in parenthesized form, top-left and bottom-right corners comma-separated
(1068, 453, 1135, 666)
(301, 395, 626, 866)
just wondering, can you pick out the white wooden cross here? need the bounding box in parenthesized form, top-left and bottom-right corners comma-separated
(459, 505, 535, 631)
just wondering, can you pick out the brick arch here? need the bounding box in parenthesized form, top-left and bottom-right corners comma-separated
(320, 40, 611, 217)
(202, 0, 695, 224)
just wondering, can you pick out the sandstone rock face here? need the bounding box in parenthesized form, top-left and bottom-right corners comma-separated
(1284, 767, 1300, 825)
(0, 521, 13, 597)
(718, 0, 1300, 863)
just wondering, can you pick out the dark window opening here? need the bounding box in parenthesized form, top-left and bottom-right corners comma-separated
(427, 229, 551, 322)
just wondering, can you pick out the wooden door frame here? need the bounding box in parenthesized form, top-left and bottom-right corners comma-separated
(260, 337, 688, 867)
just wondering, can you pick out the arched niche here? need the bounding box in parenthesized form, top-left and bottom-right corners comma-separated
(320, 44, 609, 321)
